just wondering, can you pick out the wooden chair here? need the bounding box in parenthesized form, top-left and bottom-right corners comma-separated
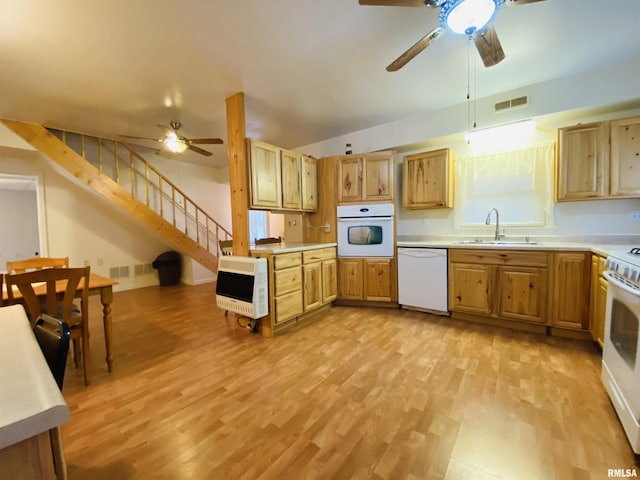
(6, 266, 91, 386)
(254, 236, 282, 245)
(6, 256, 69, 274)
(219, 239, 233, 256)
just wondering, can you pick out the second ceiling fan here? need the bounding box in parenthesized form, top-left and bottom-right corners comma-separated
(360, 0, 545, 71)
(121, 121, 223, 157)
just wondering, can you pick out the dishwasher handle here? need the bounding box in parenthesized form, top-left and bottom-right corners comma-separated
(398, 248, 447, 259)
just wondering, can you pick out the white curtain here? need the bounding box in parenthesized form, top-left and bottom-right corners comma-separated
(456, 143, 555, 227)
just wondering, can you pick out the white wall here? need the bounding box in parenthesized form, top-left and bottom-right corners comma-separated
(0, 144, 232, 290)
(294, 58, 640, 241)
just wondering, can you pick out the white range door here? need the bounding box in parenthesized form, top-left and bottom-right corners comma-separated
(397, 247, 448, 314)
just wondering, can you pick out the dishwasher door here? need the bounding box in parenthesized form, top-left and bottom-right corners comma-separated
(397, 248, 448, 314)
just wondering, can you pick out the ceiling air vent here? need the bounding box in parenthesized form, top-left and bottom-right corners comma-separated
(494, 95, 528, 112)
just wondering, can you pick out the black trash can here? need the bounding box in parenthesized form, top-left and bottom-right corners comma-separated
(152, 251, 182, 286)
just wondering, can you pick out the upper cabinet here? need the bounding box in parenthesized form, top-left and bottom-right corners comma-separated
(248, 139, 317, 212)
(249, 140, 282, 209)
(402, 148, 453, 209)
(610, 116, 640, 197)
(556, 116, 640, 201)
(337, 151, 395, 204)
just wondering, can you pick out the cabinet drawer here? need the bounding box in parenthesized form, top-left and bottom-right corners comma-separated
(275, 290, 303, 324)
(274, 267, 302, 296)
(273, 252, 302, 270)
(303, 247, 336, 264)
(449, 249, 548, 267)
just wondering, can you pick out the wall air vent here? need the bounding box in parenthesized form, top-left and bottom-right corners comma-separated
(494, 95, 528, 112)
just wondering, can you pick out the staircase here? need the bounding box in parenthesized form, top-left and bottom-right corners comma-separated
(1, 119, 231, 272)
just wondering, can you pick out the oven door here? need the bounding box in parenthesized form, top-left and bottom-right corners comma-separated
(337, 216, 394, 257)
(603, 271, 640, 421)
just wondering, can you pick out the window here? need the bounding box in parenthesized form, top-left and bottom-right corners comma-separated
(249, 210, 268, 243)
(456, 143, 554, 227)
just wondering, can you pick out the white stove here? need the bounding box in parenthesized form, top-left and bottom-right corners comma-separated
(602, 247, 640, 454)
(605, 248, 640, 292)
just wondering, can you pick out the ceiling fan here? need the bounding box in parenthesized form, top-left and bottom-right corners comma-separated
(120, 121, 223, 157)
(359, 0, 546, 71)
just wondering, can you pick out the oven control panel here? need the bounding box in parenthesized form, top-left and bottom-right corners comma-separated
(605, 253, 640, 286)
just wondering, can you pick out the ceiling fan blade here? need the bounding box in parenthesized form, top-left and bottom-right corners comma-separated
(359, 0, 428, 6)
(504, 0, 545, 5)
(188, 138, 224, 145)
(386, 26, 445, 72)
(156, 124, 174, 132)
(187, 144, 213, 157)
(473, 25, 505, 68)
(119, 134, 160, 142)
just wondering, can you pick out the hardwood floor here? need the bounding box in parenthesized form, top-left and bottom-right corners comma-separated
(60, 283, 639, 479)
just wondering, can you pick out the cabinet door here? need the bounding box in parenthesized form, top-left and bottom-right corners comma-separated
(610, 116, 640, 198)
(281, 149, 302, 210)
(402, 148, 452, 209)
(303, 263, 322, 311)
(338, 258, 363, 300)
(449, 263, 492, 315)
(556, 122, 609, 200)
(363, 258, 394, 302)
(322, 259, 337, 304)
(338, 157, 363, 203)
(550, 252, 591, 330)
(594, 277, 608, 347)
(250, 140, 282, 208)
(275, 290, 303, 324)
(363, 154, 394, 202)
(495, 266, 546, 324)
(301, 155, 318, 211)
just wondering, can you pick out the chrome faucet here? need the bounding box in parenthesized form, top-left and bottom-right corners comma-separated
(485, 208, 504, 241)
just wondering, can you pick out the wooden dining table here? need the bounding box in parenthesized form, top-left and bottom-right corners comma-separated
(3, 273, 118, 373)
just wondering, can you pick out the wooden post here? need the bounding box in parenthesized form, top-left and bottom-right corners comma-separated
(225, 92, 250, 257)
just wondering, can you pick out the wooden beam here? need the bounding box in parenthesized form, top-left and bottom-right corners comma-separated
(225, 93, 250, 257)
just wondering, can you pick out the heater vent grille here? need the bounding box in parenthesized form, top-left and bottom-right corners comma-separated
(494, 95, 528, 112)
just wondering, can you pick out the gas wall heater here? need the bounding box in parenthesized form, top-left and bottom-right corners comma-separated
(215, 256, 268, 319)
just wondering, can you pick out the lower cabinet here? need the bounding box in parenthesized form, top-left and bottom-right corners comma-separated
(589, 254, 607, 347)
(549, 251, 591, 331)
(449, 248, 593, 335)
(303, 248, 337, 311)
(449, 249, 547, 325)
(257, 247, 337, 335)
(338, 257, 396, 303)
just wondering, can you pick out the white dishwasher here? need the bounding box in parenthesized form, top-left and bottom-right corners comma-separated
(397, 247, 448, 315)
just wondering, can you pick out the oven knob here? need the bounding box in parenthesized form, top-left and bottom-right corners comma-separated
(624, 266, 630, 277)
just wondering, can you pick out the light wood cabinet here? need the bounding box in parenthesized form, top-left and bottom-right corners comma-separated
(248, 139, 317, 212)
(556, 116, 640, 201)
(589, 254, 607, 347)
(272, 252, 303, 324)
(301, 155, 318, 211)
(337, 151, 395, 204)
(449, 249, 548, 325)
(338, 257, 396, 302)
(402, 148, 453, 209)
(302, 247, 336, 311)
(610, 116, 640, 197)
(281, 149, 301, 210)
(254, 247, 336, 335)
(549, 252, 591, 331)
(249, 140, 282, 208)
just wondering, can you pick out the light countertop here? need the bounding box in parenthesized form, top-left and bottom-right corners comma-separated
(0, 304, 69, 449)
(250, 242, 337, 255)
(396, 236, 640, 258)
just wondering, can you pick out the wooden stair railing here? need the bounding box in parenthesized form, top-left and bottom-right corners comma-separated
(1, 119, 231, 272)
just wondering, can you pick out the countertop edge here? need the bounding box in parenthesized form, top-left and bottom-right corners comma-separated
(250, 242, 337, 254)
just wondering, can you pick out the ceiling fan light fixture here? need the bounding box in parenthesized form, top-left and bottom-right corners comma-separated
(163, 131, 188, 153)
(441, 0, 500, 35)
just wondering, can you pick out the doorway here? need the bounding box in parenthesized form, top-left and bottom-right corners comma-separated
(0, 174, 43, 269)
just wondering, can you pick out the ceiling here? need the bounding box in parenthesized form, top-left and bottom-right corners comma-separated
(0, 0, 639, 167)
